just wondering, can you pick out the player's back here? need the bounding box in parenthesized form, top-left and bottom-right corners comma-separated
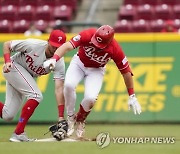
(11, 38, 48, 77)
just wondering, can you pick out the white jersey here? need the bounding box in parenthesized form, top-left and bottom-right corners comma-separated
(10, 38, 65, 79)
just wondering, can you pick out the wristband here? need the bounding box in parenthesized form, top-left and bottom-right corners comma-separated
(52, 54, 60, 62)
(3, 53, 11, 63)
(128, 88, 134, 96)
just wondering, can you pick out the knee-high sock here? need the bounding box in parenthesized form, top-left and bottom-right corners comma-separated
(58, 104, 64, 119)
(0, 102, 4, 118)
(76, 105, 90, 122)
(15, 99, 39, 135)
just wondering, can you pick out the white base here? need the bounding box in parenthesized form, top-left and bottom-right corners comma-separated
(35, 137, 78, 142)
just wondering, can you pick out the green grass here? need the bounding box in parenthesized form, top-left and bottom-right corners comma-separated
(0, 124, 180, 154)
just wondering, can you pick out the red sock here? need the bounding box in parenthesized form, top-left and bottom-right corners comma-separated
(15, 99, 39, 135)
(58, 104, 64, 118)
(0, 102, 4, 118)
(76, 105, 90, 122)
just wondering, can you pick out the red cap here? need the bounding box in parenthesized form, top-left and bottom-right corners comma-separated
(91, 25, 114, 49)
(48, 30, 66, 47)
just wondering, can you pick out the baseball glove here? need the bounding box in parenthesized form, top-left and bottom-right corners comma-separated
(49, 120, 68, 141)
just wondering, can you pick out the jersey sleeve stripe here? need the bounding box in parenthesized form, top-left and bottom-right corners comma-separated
(118, 64, 129, 71)
(69, 40, 76, 49)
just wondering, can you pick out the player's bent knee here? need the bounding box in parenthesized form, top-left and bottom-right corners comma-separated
(28, 92, 43, 103)
(35, 93, 43, 102)
(81, 96, 96, 111)
(2, 112, 14, 121)
(84, 96, 96, 103)
(64, 82, 75, 92)
(3, 116, 14, 121)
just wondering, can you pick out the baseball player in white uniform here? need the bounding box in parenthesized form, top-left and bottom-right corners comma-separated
(0, 30, 66, 142)
(44, 25, 142, 138)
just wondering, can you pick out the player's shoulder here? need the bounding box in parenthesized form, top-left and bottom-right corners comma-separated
(20, 39, 47, 49)
(25, 38, 47, 45)
(79, 28, 97, 41)
(80, 28, 96, 36)
(11, 39, 47, 49)
(108, 39, 120, 48)
(109, 39, 123, 53)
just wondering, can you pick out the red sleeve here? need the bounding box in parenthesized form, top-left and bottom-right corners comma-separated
(112, 40, 133, 74)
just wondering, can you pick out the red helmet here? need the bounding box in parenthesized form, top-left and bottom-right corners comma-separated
(91, 25, 114, 49)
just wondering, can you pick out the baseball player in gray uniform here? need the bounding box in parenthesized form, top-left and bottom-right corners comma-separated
(0, 30, 66, 142)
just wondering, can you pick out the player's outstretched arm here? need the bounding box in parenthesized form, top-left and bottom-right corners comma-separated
(43, 42, 74, 70)
(122, 72, 142, 115)
(3, 41, 13, 73)
(54, 41, 74, 59)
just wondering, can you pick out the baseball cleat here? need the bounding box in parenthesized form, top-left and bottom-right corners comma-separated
(9, 132, 36, 142)
(76, 121, 85, 138)
(67, 115, 76, 136)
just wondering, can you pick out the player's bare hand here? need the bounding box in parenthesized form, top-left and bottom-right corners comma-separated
(128, 94, 142, 115)
(3, 62, 13, 73)
(43, 59, 56, 71)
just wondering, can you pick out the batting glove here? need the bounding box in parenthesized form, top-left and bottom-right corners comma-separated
(43, 59, 56, 71)
(128, 94, 142, 115)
